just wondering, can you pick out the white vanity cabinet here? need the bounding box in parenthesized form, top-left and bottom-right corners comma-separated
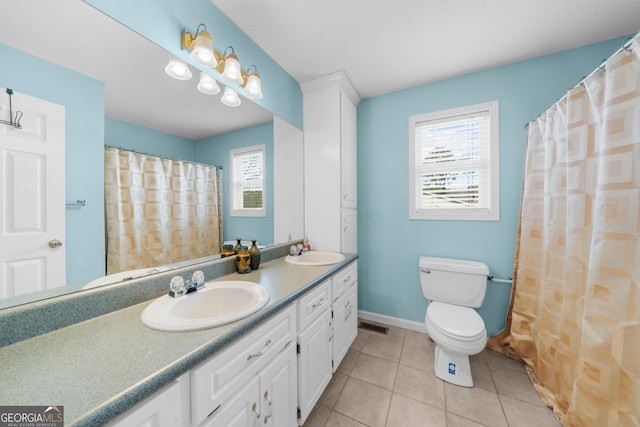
(296, 279, 333, 425)
(202, 343, 297, 427)
(296, 261, 359, 425)
(106, 372, 190, 427)
(193, 304, 297, 427)
(105, 260, 358, 427)
(331, 261, 358, 371)
(302, 71, 360, 253)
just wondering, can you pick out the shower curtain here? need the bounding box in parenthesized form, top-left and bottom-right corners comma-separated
(104, 148, 222, 275)
(490, 36, 640, 426)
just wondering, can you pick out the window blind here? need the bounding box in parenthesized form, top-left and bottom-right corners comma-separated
(232, 148, 264, 210)
(415, 110, 491, 209)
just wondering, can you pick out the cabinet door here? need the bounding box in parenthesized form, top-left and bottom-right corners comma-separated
(341, 208, 357, 254)
(260, 343, 297, 427)
(297, 309, 333, 424)
(333, 283, 358, 371)
(107, 374, 189, 427)
(201, 376, 260, 427)
(340, 91, 357, 209)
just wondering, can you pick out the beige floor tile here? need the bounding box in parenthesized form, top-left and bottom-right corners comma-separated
(302, 403, 331, 427)
(386, 393, 447, 427)
(444, 382, 508, 427)
(404, 329, 430, 347)
(500, 395, 562, 427)
(403, 331, 434, 353)
(394, 364, 445, 409)
(445, 412, 487, 427)
(400, 342, 435, 373)
(350, 352, 398, 390)
(337, 349, 360, 376)
(483, 348, 526, 374)
(351, 329, 372, 352)
(319, 372, 349, 408)
(469, 360, 496, 393)
(333, 377, 392, 427)
(489, 365, 545, 407)
(361, 334, 403, 362)
(325, 411, 367, 427)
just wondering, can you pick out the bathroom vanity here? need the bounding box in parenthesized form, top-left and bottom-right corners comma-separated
(0, 252, 357, 427)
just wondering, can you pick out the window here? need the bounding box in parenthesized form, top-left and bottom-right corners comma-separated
(409, 101, 499, 221)
(230, 144, 266, 217)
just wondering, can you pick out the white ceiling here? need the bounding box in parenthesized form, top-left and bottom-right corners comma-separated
(0, 0, 273, 140)
(2, 1, 639, 140)
(212, 0, 640, 99)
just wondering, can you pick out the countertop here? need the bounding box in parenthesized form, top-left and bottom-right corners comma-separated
(0, 254, 357, 426)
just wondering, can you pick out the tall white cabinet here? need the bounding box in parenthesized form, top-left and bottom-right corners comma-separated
(302, 71, 360, 253)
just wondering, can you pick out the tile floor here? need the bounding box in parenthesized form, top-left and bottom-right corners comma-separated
(302, 321, 562, 427)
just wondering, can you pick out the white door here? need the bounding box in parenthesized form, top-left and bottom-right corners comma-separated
(260, 342, 297, 427)
(297, 309, 333, 424)
(341, 208, 357, 253)
(0, 88, 65, 298)
(202, 376, 260, 427)
(333, 284, 358, 371)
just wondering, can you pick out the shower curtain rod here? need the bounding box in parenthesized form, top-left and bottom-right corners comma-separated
(104, 145, 222, 170)
(526, 32, 638, 128)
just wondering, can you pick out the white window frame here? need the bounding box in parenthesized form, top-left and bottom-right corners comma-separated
(229, 144, 266, 217)
(409, 101, 500, 221)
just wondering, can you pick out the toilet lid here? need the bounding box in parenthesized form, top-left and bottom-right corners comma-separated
(427, 302, 485, 339)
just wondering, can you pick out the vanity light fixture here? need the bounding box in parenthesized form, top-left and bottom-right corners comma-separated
(165, 59, 192, 80)
(242, 65, 263, 99)
(220, 86, 241, 107)
(182, 24, 217, 67)
(218, 47, 244, 84)
(197, 72, 220, 95)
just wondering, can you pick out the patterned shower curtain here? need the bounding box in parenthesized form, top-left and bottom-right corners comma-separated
(104, 147, 222, 275)
(491, 36, 640, 426)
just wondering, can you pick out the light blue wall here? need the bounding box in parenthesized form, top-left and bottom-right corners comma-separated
(0, 44, 105, 286)
(105, 117, 195, 160)
(195, 122, 275, 246)
(357, 37, 628, 336)
(84, 0, 303, 129)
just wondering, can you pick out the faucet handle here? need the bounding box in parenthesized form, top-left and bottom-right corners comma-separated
(169, 276, 186, 297)
(192, 270, 205, 287)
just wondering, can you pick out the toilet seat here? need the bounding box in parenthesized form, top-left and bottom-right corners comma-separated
(426, 302, 486, 341)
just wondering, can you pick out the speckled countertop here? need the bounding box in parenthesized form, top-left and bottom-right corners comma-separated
(0, 254, 357, 426)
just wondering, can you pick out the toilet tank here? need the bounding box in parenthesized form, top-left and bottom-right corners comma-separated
(419, 256, 489, 308)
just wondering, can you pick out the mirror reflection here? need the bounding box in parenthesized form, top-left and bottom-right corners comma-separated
(0, 0, 299, 309)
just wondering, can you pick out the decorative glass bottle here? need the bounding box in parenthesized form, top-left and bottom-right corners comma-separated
(233, 238, 242, 254)
(249, 240, 261, 270)
(221, 244, 235, 258)
(236, 245, 251, 274)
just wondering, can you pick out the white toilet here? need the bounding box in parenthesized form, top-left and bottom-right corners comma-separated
(419, 256, 489, 387)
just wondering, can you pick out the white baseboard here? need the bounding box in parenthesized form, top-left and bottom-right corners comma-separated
(358, 310, 427, 333)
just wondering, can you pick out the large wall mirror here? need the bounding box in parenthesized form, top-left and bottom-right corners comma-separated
(0, 0, 304, 309)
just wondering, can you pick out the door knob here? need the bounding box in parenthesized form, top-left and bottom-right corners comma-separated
(49, 239, 63, 248)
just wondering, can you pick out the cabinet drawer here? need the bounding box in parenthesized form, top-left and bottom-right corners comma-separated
(297, 279, 330, 331)
(191, 304, 296, 426)
(332, 261, 357, 301)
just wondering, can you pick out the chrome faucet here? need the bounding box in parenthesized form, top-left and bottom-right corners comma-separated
(169, 271, 205, 297)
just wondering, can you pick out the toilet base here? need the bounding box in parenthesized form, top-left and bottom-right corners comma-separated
(434, 345, 474, 387)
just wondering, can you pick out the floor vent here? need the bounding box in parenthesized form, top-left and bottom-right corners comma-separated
(358, 321, 389, 335)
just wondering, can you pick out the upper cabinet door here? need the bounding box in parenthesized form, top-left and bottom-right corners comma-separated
(340, 91, 357, 209)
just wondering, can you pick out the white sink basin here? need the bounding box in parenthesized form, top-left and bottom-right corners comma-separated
(284, 251, 346, 266)
(141, 281, 269, 332)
